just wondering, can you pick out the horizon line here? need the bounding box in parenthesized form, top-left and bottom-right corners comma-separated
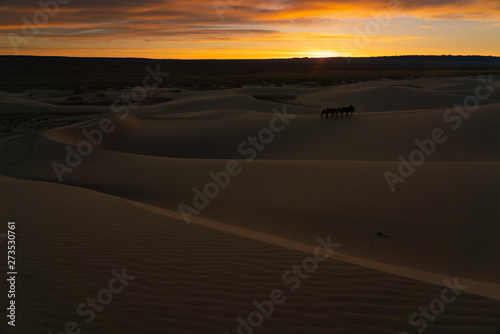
(1, 54, 499, 61)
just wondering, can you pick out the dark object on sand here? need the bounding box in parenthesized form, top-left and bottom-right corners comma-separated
(321, 105, 355, 118)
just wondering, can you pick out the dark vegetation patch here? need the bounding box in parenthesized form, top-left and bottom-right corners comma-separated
(0, 115, 92, 137)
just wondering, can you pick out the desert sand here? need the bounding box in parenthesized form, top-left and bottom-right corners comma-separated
(1, 75, 499, 333)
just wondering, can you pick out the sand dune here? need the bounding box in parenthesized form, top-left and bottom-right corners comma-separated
(44, 102, 500, 161)
(1, 76, 499, 333)
(1, 177, 500, 334)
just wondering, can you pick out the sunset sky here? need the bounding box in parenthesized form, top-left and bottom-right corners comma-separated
(1, 0, 499, 59)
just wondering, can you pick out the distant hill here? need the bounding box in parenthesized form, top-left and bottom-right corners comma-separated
(1, 55, 499, 91)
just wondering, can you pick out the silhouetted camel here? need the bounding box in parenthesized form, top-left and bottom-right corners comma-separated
(341, 107, 347, 117)
(348, 105, 355, 116)
(320, 105, 355, 118)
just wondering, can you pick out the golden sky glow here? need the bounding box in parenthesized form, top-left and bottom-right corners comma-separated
(0, 0, 499, 59)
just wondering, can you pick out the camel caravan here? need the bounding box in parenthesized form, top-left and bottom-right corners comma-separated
(321, 105, 355, 118)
